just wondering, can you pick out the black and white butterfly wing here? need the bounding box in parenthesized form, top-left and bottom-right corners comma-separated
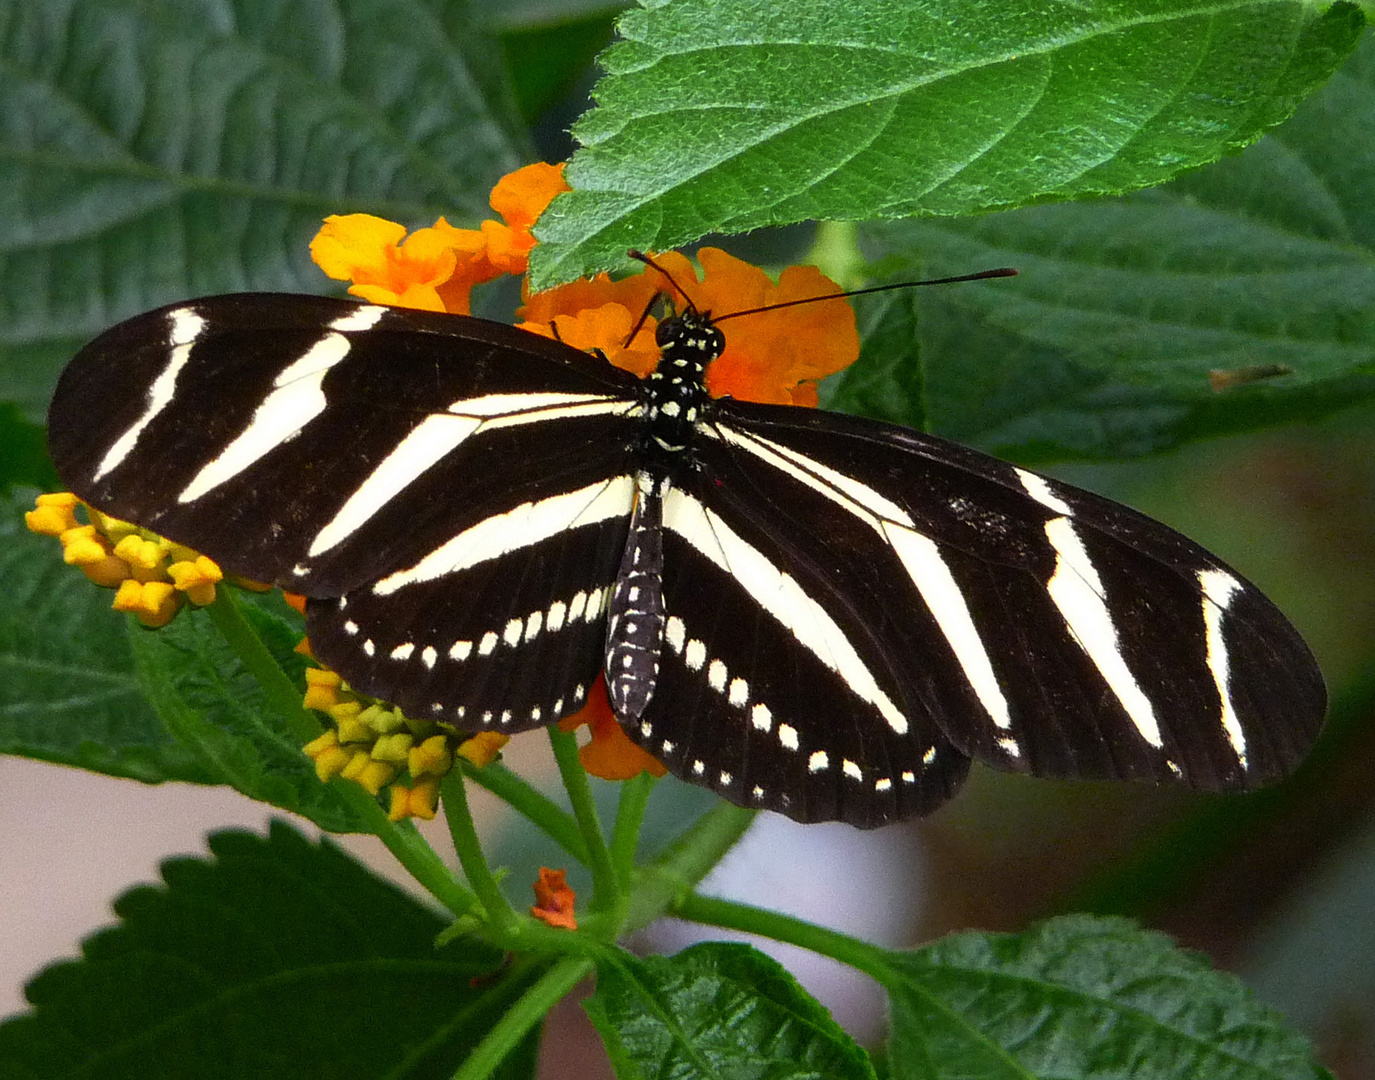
(48, 294, 642, 592)
(639, 459, 972, 828)
(48, 294, 645, 732)
(698, 398, 1326, 792)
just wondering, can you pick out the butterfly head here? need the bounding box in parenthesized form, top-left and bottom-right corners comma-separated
(654, 308, 725, 365)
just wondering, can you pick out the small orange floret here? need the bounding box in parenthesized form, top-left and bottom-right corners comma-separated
(559, 678, 667, 781)
(531, 867, 578, 930)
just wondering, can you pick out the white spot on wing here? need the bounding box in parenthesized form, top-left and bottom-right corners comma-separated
(779, 724, 799, 751)
(685, 639, 706, 671)
(450, 640, 472, 661)
(750, 703, 772, 732)
(808, 750, 829, 773)
(728, 678, 749, 707)
(390, 643, 414, 660)
(547, 601, 567, 632)
(707, 659, 728, 691)
(421, 646, 437, 669)
(665, 616, 686, 653)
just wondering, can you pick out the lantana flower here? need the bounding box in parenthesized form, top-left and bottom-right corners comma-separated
(25, 493, 225, 627)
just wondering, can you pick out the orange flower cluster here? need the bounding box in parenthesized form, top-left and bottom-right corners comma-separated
(311, 162, 570, 315)
(25, 493, 224, 627)
(308, 162, 860, 786)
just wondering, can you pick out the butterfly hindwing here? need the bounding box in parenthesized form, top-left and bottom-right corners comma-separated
(633, 462, 971, 828)
(307, 476, 636, 733)
(704, 398, 1326, 791)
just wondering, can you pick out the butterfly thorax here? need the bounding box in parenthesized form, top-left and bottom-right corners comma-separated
(640, 309, 723, 462)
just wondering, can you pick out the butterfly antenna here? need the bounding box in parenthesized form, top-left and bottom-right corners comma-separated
(628, 250, 698, 311)
(713, 266, 1018, 324)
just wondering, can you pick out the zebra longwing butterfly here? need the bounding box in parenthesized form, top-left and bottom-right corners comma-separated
(46, 271, 1326, 828)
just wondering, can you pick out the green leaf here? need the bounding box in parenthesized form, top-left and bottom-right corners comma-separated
(586, 942, 875, 1080)
(127, 591, 368, 833)
(529, 0, 1366, 287)
(0, 822, 546, 1079)
(857, 27, 1375, 461)
(0, 0, 530, 422)
(0, 404, 58, 493)
(825, 291, 926, 429)
(0, 491, 216, 783)
(882, 916, 1327, 1080)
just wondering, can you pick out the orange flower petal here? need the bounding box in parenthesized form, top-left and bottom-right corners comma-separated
(562, 679, 668, 781)
(490, 162, 569, 231)
(531, 867, 577, 930)
(310, 214, 409, 282)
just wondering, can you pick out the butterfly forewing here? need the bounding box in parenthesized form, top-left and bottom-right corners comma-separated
(707, 398, 1326, 790)
(48, 294, 642, 592)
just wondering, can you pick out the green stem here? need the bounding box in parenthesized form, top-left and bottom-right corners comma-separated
(626, 803, 756, 933)
(547, 726, 619, 916)
(460, 759, 590, 866)
(205, 588, 318, 742)
(673, 892, 894, 984)
(606, 770, 658, 931)
(450, 956, 594, 1080)
(808, 220, 867, 290)
(206, 588, 475, 916)
(442, 770, 521, 935)
(611, 771, 656, 888)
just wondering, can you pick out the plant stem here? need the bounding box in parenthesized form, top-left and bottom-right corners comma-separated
(547, 726, 619, 917)
(611, 771, 656, 888)
(206, 588, 475, 916)
(205, 588, 318, 742)
(442, 770, 521, 935)
(673, 892, 894, 983)
(625, 803, 756, 932)
(450, 955, 594, 1080)
(460, 759, 590, 866)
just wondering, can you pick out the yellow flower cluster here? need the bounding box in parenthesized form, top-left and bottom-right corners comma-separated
(301, 667, 508, 821)
(25, 493, 223, 627)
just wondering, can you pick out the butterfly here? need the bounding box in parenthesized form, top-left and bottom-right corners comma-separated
(45, 261, 1326, 827)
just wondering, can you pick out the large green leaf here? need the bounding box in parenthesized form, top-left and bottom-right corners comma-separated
(586, 942, 874, 1080)
(0, 491, 214, 783)
(845, 28, 1375, 461)
(0, 0, 528, 421)
(530, 0, 1365, 286)
(1, 491, 364, 829)
(883, 916, 1328, 1080)
(0, 823, 545, 1079)
(127, 592, 368, 833)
